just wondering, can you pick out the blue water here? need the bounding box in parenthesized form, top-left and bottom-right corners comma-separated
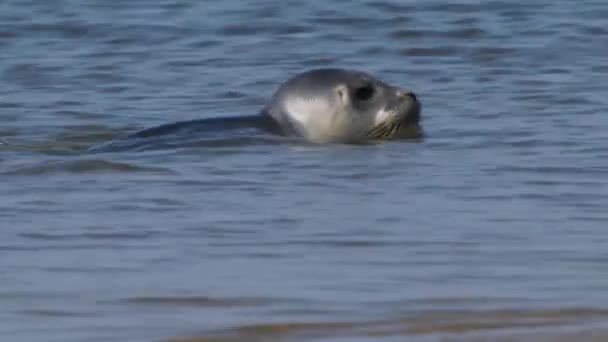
(2, 1, 608, 341)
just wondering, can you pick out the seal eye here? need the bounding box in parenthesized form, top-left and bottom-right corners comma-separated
(354, 85, 375, 101)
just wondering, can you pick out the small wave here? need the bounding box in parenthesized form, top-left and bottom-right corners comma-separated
(21, 309, 91, 317)
(3, 159, 172, 176)
(120, 296, 274, 308)
(19, 231, 158, 241)
(88, 131, 290, 154)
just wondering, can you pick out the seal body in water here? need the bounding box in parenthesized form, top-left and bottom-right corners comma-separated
(129, 68, 421, 144)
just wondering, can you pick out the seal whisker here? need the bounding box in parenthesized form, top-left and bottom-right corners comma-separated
(375, 125, 390, 138)
(387, 123, 399, 138)
(384, 123, 394, 138)
(396, 123, 404, 138)
(390, 124, 399, 138)
(366, 123, 388, 138)
(385, 124, 396, 137)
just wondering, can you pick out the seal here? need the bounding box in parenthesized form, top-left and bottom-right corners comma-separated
(128, 68, 421, 144)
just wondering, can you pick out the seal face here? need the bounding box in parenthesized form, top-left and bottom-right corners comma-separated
(262, 68, 421, 143)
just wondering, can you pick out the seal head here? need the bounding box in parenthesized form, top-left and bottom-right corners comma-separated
(262, 68, 421, 143)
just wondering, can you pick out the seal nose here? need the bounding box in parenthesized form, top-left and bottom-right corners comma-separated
(395, 89, 421, 125)
(405, 91, 417, 102)
(396, 89, 419, 103)
(399, 90, 417, 102)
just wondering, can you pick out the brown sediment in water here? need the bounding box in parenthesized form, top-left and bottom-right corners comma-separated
(164, 307, 608, 342)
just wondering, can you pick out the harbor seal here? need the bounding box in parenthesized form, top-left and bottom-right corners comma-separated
(129, 68, 421, 144)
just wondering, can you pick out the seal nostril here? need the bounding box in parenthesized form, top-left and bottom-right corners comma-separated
(404, 91, 417, 102)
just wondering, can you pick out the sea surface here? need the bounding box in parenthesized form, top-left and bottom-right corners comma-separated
(2, 1, 608, 341)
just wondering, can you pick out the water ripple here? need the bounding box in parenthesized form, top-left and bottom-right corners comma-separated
(3, 159, 173, 175)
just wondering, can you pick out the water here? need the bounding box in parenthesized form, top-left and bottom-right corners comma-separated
(2, 1, 608, 341)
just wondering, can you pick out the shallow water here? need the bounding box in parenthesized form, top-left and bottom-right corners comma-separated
(2, 1, 608, 341)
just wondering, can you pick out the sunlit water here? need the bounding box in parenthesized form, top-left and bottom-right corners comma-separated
(1, 1, 608, 341)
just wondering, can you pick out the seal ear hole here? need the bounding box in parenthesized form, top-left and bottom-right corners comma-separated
(354, 85, 375, 101)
